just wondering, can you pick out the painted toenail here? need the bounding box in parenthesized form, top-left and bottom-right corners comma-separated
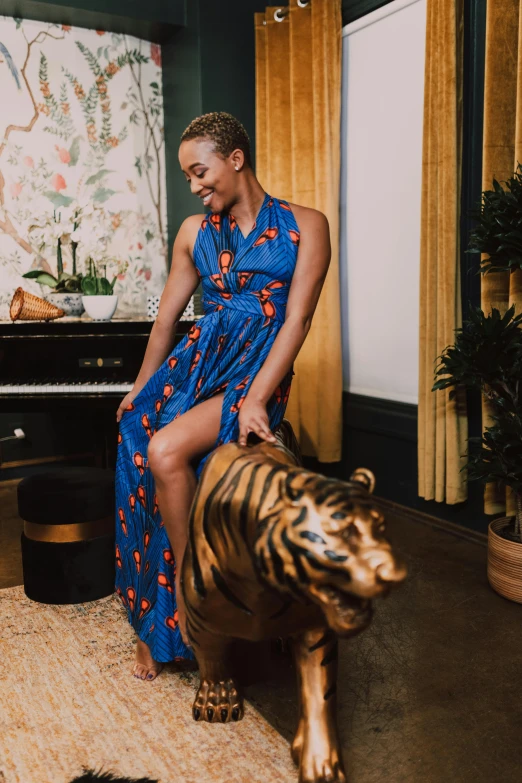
(147, 673, 153, 679)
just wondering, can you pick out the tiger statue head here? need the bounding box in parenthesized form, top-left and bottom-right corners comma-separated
(252, 431, 406, 637)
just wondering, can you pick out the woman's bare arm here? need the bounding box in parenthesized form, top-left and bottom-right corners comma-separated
(237, 204, 331, 443)
(116, 214, 203, 421)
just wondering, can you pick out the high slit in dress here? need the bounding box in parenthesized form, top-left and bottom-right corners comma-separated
(115, 192, 300, 662)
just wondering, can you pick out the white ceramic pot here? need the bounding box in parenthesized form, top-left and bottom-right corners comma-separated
(45, 292, 84, 316)
(81, 294, 118, 321)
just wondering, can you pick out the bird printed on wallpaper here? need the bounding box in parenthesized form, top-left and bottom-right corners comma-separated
(0, 42, 22, 90)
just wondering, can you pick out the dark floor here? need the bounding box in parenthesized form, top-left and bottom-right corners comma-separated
(2, 480, 521, 783)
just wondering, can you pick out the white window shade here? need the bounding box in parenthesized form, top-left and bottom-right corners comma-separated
(340, 0, 427, 405)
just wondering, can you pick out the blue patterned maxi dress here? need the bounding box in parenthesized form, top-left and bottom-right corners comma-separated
(115, 192, 300, 662)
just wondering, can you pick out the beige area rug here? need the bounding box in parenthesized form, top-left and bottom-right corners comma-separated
(0, 585, 296, 783)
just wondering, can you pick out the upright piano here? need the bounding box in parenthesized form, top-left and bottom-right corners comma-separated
(0, 316, 199, 468)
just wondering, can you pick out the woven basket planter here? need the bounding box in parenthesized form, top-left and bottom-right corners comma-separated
(10, 287, 65, 321)
(487, 517, 522, 603)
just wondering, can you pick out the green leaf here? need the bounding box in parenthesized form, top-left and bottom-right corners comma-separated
(98, 277, 112, 294)
(68, 136, 81, 166)
(92, 187, 116, 203)
(145, 229, 154, 242)
(22, 271, 58, 287)
(81, 277, 98, 295)
(44, 191, 73, 208)
(85, 169, 114, 186)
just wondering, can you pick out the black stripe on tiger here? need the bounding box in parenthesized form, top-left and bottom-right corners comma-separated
(189, 473, 209, 598)
(308, 631, 333, 652)
(186, 613, 206, 633)
(324, 550, 349, 563)
(324, 683, 337, 701)
(300, 530, 326, 544)
(321, 643, 338, 667)
(267, 516, 287, 586)
(216, 460, 255, 556)
(281, 527, 309, 585)
(239, 463, 264, 542)
(188, 602, 207, 623)
(269, 599, 292, 620)
(203, 457, 251, 555)
(210, 564, 254, 615)
(191, 456, 251, 598)
(307, 478, 333, 506)
(325, 493, 344, 507)
(259, 466, 285, 510)
(284, 536, 336, 573)
(203, 460, 252, 553)
(291, 506, 309, 527)
(284, 572, 308, 601)
(257, 548, 269, 576)
(284, 473, 304, 502)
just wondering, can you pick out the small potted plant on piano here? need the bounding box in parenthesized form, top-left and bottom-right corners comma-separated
(23, 208, 84, 316)
(81, 258, 119, 321)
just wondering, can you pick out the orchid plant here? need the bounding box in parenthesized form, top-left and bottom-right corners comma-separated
(22, 202, 115, 293)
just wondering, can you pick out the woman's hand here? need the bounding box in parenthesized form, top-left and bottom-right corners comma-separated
(116, 390, 138, 424)
(237, 398, 277, 446)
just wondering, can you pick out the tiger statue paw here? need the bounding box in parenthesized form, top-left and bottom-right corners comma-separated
(192, 676, 243, 723)
(291, 678, 347, 783)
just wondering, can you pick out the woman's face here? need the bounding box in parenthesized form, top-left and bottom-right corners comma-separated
(179, 138, 241, 213)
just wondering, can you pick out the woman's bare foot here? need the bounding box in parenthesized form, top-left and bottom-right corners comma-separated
(132, 637, 164, 681)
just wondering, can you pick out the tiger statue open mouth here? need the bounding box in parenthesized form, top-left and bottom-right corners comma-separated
(252, 452, 405, 637)
(182, 419, 406, 783)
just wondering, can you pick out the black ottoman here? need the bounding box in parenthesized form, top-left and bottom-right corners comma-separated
(18, 467, 115, 604)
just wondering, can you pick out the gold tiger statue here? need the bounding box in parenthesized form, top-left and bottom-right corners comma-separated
(182, 419, 406, 783)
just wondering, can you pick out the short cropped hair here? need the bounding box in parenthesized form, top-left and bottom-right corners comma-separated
(180, 111, 253, 169)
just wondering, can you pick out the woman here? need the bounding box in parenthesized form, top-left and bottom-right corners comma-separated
(115, 111, 331, 681)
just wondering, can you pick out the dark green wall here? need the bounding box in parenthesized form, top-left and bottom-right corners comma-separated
(0, 0, 185, 41)
(305, 393, 492, 536)
(163, 0, 268, 260)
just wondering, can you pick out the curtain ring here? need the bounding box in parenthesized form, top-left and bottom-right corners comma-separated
(274, 1, 309, 22)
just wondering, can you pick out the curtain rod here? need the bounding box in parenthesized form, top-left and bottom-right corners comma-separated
(273, 1, 310, 23)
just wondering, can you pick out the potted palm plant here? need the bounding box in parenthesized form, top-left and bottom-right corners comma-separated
(433, 164, 522, 603)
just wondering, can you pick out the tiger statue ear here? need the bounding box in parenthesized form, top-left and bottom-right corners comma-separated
(349, 468, 376, 495)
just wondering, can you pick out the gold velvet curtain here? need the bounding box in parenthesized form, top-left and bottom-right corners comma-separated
(480, 0, 522, 516)
(254, 0, 342, 462)
(418, 0, 468, 504)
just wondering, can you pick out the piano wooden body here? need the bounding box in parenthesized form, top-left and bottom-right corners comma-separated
(0, 316, 198, 470)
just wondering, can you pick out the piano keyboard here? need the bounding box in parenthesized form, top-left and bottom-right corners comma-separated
(0, 382, 134, 395)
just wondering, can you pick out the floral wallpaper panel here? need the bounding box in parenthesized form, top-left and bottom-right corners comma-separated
(0, 15, 168, 319)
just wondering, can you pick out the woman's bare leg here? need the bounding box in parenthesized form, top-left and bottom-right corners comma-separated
(132, 392, 225, 680)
